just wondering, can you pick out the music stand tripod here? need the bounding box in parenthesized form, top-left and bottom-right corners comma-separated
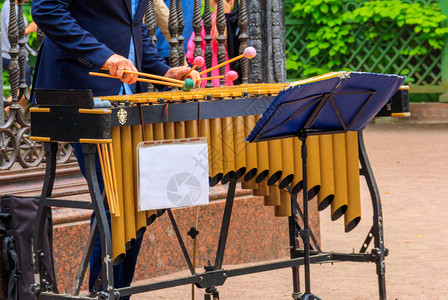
(246, 72, 405, 299)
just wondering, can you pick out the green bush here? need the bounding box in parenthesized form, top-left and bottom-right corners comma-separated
(286, 0, 448, 80)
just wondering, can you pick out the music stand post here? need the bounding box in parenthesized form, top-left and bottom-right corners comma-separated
(297, 129, 319, 300)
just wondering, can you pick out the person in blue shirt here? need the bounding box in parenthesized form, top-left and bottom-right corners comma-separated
(31, 0, 199, 298)
(155, 0, 194, 65)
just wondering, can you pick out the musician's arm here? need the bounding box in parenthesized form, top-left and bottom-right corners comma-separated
(31, 0, 114, 68)
(141, 22, 171, 76)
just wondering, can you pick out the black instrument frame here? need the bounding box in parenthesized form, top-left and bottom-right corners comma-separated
(31, 88, 402, 299)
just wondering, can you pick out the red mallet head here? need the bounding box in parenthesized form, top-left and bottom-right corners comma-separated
(226, 71, 239, 82)
(243, 47, 257, 59)
(194, 56, 205, 67)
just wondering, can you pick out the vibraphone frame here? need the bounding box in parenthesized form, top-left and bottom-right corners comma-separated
(30, 90, 395, 300)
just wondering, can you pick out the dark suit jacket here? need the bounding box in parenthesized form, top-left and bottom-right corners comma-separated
(31, 0, 170, 98)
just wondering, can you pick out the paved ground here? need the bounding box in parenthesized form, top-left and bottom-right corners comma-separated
(134, 123, 448, 299)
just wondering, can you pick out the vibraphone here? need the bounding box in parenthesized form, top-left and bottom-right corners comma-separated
(30, 82, 409, 299)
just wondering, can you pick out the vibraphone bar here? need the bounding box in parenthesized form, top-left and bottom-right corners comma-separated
(30, 83, 409, 300)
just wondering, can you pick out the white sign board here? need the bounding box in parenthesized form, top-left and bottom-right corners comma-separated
(137, 138, 209, 211)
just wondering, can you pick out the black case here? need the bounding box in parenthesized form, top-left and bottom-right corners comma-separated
(0, 195, 55, 300)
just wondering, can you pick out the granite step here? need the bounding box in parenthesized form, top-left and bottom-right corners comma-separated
(0, 162, 88, 197)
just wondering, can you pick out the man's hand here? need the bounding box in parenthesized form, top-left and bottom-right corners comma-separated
(24, 21, 38, 35)
(164, 66, 201, 87)
(102, 54, 138, 84)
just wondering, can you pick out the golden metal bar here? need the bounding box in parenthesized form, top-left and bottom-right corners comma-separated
(101, 143, 117, 215)
(233, 116, 247, 180)
(253, 180, 270, 197)
(221, 117, 235, 183)
(306, 136, 321, 199)
(153, 123, 164, 140)
(265, 184, 281, 206)
(331, 133, 348, 221)
(108, 143, 120, 217)
(344, 132, 361, 232)
(78, 108, 112, 114)
(290, 72, 342, 87)
(144, 124, 154, 141)
(317, 134, 334, 211)
(97, 144, 113, 213)
(391, 112, 411, 117)
(275, 189, 292, 217)
(241, 178, 257, 190)
(29, 107, 50, 113)
(243, 115, 258, 181)
(120, 125, 137, 248)
(163, 122, 175, 139)
(210, 118, 224, 184)
(279, 138, 294, 188)
(199, 119, 212, 178)
(30, 136, 50, 142)
(291, 138, 303, 194)
(175, 121, 186, 139)
(256, 140, 270, 183)
(79, 138, 112, 144)
(185, 120, 199, 138)
(267, 139, 283, 185)
(131, 125, 147, 237)
(110, 127, 126, 262)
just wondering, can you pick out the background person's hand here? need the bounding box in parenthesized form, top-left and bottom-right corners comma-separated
(102, 54, 138, 84)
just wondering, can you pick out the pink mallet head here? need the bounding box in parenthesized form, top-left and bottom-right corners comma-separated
(194, 56, 205, 67)
(226, 70, 239, 82)
(243, 47, 257, 59)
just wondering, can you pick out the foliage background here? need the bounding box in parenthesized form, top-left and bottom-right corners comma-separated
(284, 0, 448, 101)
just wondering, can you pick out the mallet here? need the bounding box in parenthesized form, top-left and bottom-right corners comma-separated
(183, 56, 205, 80)
(197, 70, 239, 82)
(199, 47, 257, 76)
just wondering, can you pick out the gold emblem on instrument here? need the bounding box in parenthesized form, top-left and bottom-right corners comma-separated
(117, 109, 128, 125)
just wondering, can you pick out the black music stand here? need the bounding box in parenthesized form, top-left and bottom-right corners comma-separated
(246, 71, 405, 299)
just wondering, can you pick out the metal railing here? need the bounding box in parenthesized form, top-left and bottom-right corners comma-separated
(1, 0, 44, 170)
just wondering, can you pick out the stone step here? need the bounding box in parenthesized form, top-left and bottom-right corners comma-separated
(0, 162, 89, 197)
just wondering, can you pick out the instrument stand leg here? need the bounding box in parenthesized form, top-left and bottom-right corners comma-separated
(358, 131, 387, 300)
(289, 190, 322, 253)
(201, 179, 237, 299)
(297, 131, 321, 300)
(214, 178, 237, 269)
(82, 143, 117, 299)
(90, 271, 103, 297)
(33, 142, 59, 296)
(167, 209, 195, 274)
(287, 185, 302, 299)
(204, 287, 220, 300)
(72, 217, 99, 296)
(289, 209, 302, 300)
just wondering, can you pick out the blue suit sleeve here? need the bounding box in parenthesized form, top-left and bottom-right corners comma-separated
(32, 0, 114, 68)
(140, 22, 170, 76)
